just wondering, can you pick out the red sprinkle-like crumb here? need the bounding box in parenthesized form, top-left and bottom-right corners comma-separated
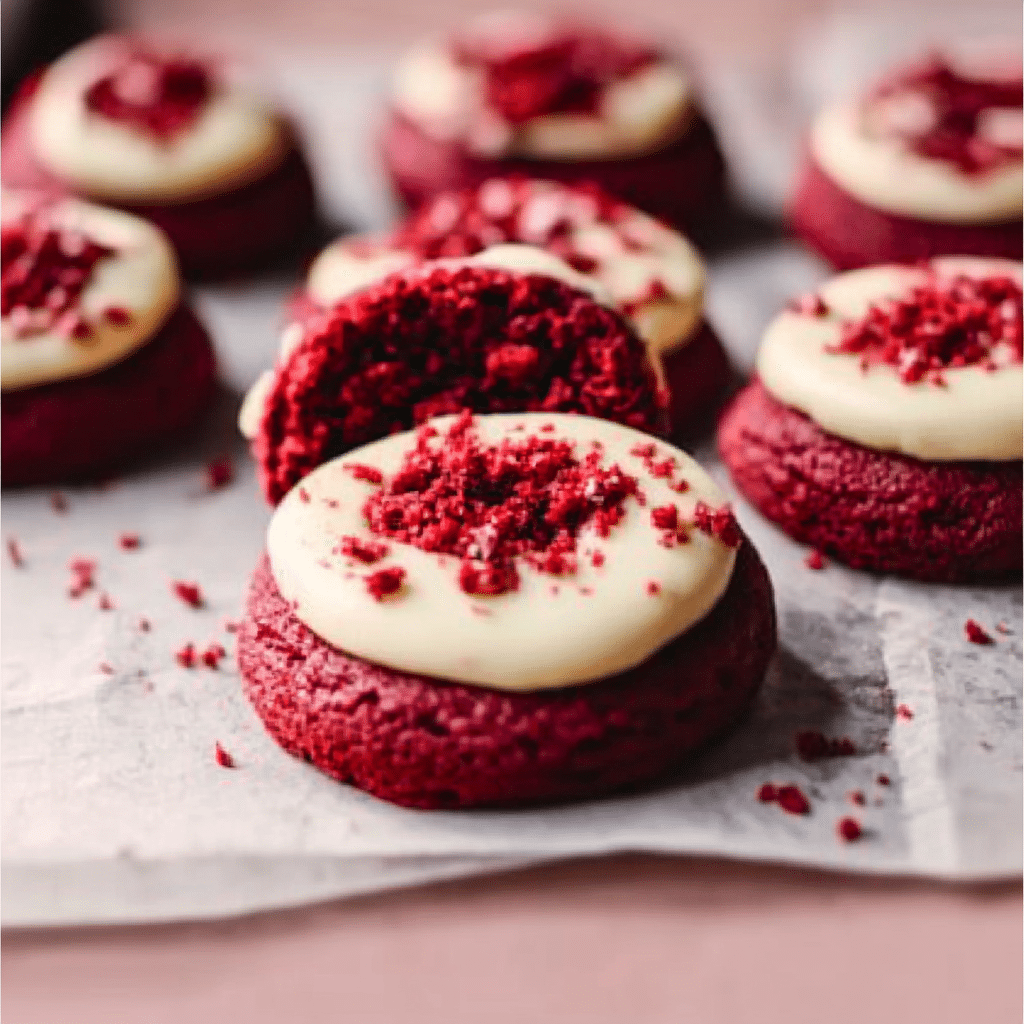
(837, 816, 863, 842)
(849, 790, 866, 806)
(201, 642, 226, 668)
(789, 293, 829, 317)
(6, 538, 24, 567)
(214, 742, 235, 768)
(964, 618, 994, 645)
(344, 463, 384, 484)
(591, 550, 606, 568)
(363, 413, 640, 596)
(646, 580, 661, 596)
(2, 209, 114, 341)
(84, 48, 213, 140)
(98, 592, 115, 611)
(877, 774, 891, 786)
(68, 556, 97, 598)
(336, 536, 390, 564)
(118, 533, 141, 550)
(757, 783, 811, 815)
(690, 500, 742, 548)
(365, 566, 406, 601)
(205, 457, 233, 490)
(804, 549, 826, 570)
(757, 783, 778, 803)
(453, 24, 659, 124)
(896, 703, 915, 721)
(298, 487, 311, 503)
(50, 492, 68, 513)
(176, 642, 197, 668)
(103, 305, 133, 327)
(870, 56, 1022, 174)
(172, 581, 204, 608)
(98, 662, 115, 675)
(830, 274, 1022, 384)
(795, 730, 857, 761)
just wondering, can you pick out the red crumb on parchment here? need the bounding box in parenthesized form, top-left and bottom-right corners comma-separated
(877, 774, 891, 786)
(757, 783, 811, 815)
(171, 581, 204, 608)
(118, 533, 141, 550)
(896, 703, 914, 721)
(176, 642, 197, 668)
(837, 817, 863, 842)
(849, 790, 866, 806)
(98, 592, 115, 611)
(646, 580, 661, 596)
(336, 536, 390, 564)
(68, 557, 96, 598)
(206, 457, 233, 489)
(964, 618, 994, 644)
(138, 617, 151, 632)
(202, 642, 226, 668)
(804, 549, 826, 570)
(214, 742, 235, 768)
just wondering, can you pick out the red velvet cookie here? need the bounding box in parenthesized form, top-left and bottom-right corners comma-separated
(1, 37, 317, 280)
(718, 260, 1023, 581)
(286, 179, 731, 438)
(252, 255, 669, 504)
(789, 55, 1022, 269)
(238, 413, 776, 808)
(379, 14, 726, 233)
(2, 193, 216, 485)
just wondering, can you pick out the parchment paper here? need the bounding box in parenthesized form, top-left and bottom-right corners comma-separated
(3, 9, 1021, 926)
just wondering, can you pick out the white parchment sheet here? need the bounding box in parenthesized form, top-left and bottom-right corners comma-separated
(3, 9, 1021, 925)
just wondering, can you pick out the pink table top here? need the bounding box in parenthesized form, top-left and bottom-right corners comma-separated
(4, 854, 1020, 1023)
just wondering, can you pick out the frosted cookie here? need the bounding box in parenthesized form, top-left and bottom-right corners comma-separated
(790, 54, 1022, 269)
(2, 191, 216, 484)
(243, 244, 671, 504)
(718, 257, 1023, 580)
(1, 35, 317, 278)
(379, 12, 726, 232)
(237, 411, 777, 808)
(288, 179, 731, 434)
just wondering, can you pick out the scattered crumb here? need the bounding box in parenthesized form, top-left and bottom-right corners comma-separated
(804, 549, 826, 571)
(98, 662, 114, 675)
(964, 618, 994, 645)
(837, 817, 863, 842)
(176, 642, 198, 668)
(138, 617, 151, 632)
(365, 567, 406, 601)
(214, 742, 235, 768)
(68, 557, 97, 598)
(172, 581, 204, 608)
(849, 790, 865, 806)
(645, 580, 661, 596)
(98, 592, 115, 611)
(202, 643, 226, 669)
(6, 538, 24, 567)
(757, 783, 777, 803)
(896, 703, 914, 721)
(591, 550, 605, 568)
(876, 774, 891, 787)
(757, 783, 810, 815)
(118, 533, 141, 550)
(205, 457, 233, 490)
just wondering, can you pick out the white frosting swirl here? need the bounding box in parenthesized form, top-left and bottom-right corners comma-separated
(391, 23, 692, 161)
(757, 258, 1023, 462)
(810, 100, 1023, 224)
(266, 413, 737, 691)
(27, 35, 291, 204)
(2, 192, 179, 391)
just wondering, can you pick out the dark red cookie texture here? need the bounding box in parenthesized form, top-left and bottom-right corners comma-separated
(0, 79, 317, 280)
(237, 541, 776, 809)
(789, 153, 1022, 271)
(255, 265, 668, 504)
(380, 108, 726, 235)
(717, 379, 1023, 582)
(2, 304, 216, 486)
(661, 321, 732, 438)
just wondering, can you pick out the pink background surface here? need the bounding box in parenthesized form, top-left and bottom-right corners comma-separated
(3, 1, 1021, 1019)
(4, 855, 1021, 1023)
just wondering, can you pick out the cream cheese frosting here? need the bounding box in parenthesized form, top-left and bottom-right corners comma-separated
(757, 258, 1023, 462)
(391, 21, 692, 162)
(28, 35, 291, 204)
(2, 191, 179, 391)
(266, 413, 738, 691)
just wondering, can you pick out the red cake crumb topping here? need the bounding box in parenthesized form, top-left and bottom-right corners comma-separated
(202, 642, 226, 668)
(259, 265, 664, 503)
(205, 457, 233, 490)
(389, 179, 663, 289)
(68, 556, 96, 598)
(176, 641, 197, 667)
(645, 580, 662, 595)
(84, 47, 213, 140)
(453, 22, 659, 124)
(964, 618, 994, 644)
(104, 305, 133, 327)
(795, 730, 857, 761)
(172, 580, 204, 608)
(337, 536, 390, 564)
(837, 816, 863, 842)
(6, 538, 24, 567)
(831, 273, 1023, 384)
(365, 566, 406, 601)
(758, 783, 811, 815)
(98, 592, 115, 610)
(691, 500, 742, 548)
(591, 550, 605, 567)
(118, 533, 141, 550)
(870, 56, 1023, 174)
(877, 774, 891, 786)
(344, 463, 384, 484)
(2, 210, 114, 340)
(804, 550, 826, 570)
(849, 790, 866, 806)
(896, 703, 915, 721)
(214, 741, 235, 768)
(363, 412, 640, 596)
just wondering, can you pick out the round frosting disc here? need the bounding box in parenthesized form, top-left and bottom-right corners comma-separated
(266, 413, 738, 692)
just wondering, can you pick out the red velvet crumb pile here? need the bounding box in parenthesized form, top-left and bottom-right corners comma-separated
(257, 265, 665, 503)
(392, 179, 639, 276)
(2, 210, 114, 341)
(363, 411, 640, 596)
(869, 56, 1023, 174)
(84, 47, 213, 140)
(831, 273, 1023, 384)
(452, 22, 659, 124)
